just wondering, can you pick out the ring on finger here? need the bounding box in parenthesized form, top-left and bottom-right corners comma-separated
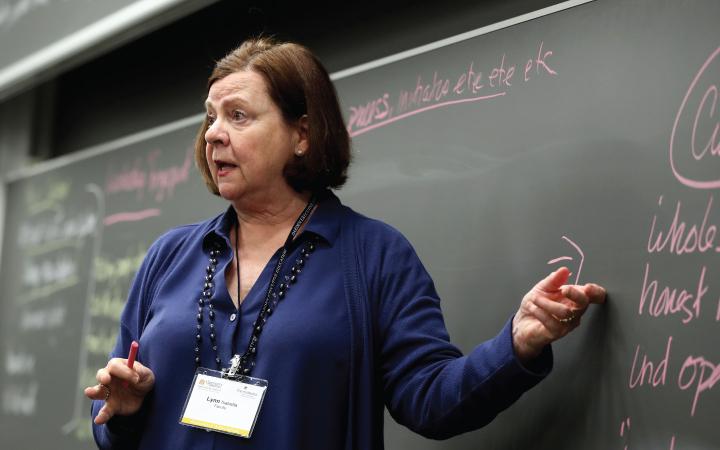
(100, 384, 111, 401)
(558, 313, 576, 323)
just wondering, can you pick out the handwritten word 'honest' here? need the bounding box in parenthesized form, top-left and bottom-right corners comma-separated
(346, 41, 557, 137)
(638, 263, 707, 324)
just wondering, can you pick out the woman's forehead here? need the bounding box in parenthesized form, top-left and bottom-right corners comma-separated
(206, 71, 268, 105)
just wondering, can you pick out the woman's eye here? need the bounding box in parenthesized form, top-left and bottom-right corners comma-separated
(231, 110, 246, 121)
(206, 115, 216, 125)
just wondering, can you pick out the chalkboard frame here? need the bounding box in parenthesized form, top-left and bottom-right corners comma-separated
(0, 0, 219, 102)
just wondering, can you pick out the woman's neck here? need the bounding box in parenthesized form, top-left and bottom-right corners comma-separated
(231, 187, 311, 252)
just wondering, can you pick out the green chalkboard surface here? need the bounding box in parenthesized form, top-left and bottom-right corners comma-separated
(0, 117, 226, 448)
(1, 0, 719, 448)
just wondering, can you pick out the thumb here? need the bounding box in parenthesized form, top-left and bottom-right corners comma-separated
(535, 267, 571, 293)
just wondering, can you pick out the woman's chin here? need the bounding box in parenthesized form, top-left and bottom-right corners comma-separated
(217, 184, 244, 202)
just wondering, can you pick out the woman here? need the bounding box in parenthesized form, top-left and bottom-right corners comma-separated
(85, 37, 605, 449)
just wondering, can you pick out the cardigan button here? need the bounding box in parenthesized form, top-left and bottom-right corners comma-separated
(230, 313, 237, 322)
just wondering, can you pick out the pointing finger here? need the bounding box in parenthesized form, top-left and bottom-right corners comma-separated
(534, 267, 571, 293)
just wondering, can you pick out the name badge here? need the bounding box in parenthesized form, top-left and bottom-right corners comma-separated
(179, 368, 268, 438)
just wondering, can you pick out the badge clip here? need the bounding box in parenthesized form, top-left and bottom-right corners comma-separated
(222, 354, 242, 380)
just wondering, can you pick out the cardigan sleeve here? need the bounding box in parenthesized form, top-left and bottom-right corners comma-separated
(90, 239, 162, 449)
(369, 223, 552, 440)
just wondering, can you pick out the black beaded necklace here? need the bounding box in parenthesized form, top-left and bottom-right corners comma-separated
(195, 196, 318, 377)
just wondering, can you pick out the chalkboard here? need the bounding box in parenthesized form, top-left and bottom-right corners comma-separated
(0, 116, 226, 448)
(1, 0, 719, 448)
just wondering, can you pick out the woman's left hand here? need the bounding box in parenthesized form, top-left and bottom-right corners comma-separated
(512, 267, 606, 363)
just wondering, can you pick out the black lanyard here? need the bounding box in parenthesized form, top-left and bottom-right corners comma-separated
(224, 195, 317, 379)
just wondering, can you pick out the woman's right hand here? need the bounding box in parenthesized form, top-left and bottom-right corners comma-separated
(84, 358, 155, 424)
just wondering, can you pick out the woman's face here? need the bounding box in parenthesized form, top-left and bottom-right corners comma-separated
(204, 70, 302, 203)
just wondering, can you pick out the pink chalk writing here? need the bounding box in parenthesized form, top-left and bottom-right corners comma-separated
(691, 85, 719, 161)
(103, 209, 161, 226)
(453, 61, 484, 95)
(105, 159, 146, 198)
(547, 256, 572, 264)
(638, 263, 706, 324)
(677, 354, 720, 416)
(147, 149, 192, 202)
(534, 41, 557, 77)
(619, 416, 631, 437)
(629, 336, 720, 418)
(669, 46, 720, 189)
(390, 72, 454, 125)
(350, 92, 506, 138)
(346, 41, 557, 137)
(524, 41, 557, 81)
(628, 336, 672, 389)
(618, 422, 676, 450)
(400, 72, 452, 109)
(547, 235, 584, 285)
(646, 195, 717, 255)
(619, 416, 631, 450)
(347, 93, 392, 131)
(488, 54, 514, 88)
(105, 148, 192, 202)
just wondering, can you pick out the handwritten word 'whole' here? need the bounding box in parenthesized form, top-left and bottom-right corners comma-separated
(647, 195, 718, 255)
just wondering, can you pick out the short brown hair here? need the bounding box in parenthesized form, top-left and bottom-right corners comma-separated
(194, 36, 351, 194)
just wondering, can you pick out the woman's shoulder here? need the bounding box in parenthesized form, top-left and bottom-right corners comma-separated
(336, 199, 431, 294)
(337, 199, 415, 253)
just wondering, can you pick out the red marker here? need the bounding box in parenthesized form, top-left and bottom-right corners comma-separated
(123, 341, 139, 388)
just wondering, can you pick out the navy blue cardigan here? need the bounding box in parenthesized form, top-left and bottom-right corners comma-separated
(92, 191, 551, 449)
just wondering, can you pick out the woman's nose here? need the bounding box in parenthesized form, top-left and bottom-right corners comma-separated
(205, 120, 229, 146)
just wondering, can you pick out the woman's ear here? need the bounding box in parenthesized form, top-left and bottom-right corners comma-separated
(294, 115, 309, 155)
